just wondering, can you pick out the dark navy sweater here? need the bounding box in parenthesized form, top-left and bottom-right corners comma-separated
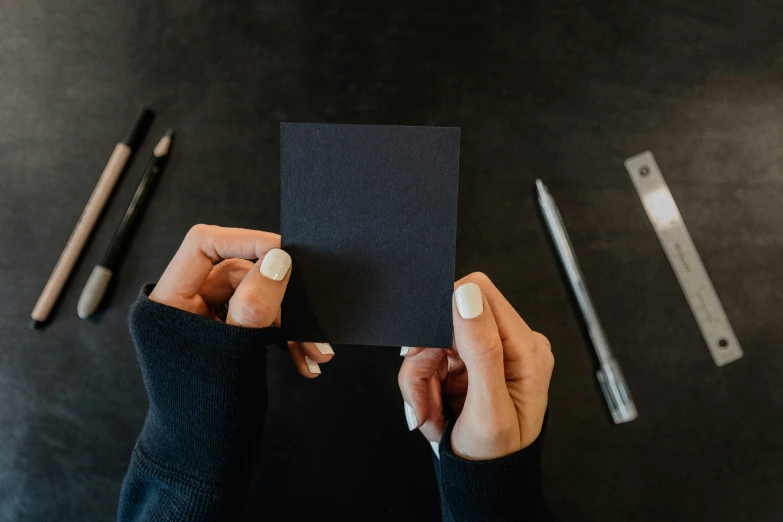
(118, 287, 549, 521)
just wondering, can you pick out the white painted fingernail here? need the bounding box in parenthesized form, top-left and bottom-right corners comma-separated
(260, 248, 292, 281)
(404, 402, 418, 431)
(455, 283, 483, 319)
(400, 346, 410, 356)
(305, 356, 321, 375)
(430, 441, 440, 459)
(315, 343, 334, 355)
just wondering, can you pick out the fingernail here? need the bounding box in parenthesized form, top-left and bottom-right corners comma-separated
(430, 441, 440, 459)
(400, 346, 410, 356)
(316, 343, 334, 355)
(455, 283, 483, 319)
(305, 356, 321, 375)
(404, 402, 418, 431)
(260, 248, 292, 281)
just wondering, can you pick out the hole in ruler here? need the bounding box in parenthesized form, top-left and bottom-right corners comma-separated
(718, 338, 729, 348)
(639, 165, 650, 177)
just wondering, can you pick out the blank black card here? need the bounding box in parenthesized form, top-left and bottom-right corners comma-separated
(280, 123, 460, 348)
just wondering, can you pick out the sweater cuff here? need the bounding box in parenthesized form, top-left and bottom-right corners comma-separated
(435, 419, 547, 521)
(128, 285, 283, 484)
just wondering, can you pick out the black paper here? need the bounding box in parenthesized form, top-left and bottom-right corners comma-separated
(280, 123, 460, 348)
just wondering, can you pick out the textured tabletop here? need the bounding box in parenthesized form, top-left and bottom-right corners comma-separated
(1, 1, 782, 520)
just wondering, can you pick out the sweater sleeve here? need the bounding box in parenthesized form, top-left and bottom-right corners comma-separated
(433, 419, 551, 522)
(118, 285, 284, 522)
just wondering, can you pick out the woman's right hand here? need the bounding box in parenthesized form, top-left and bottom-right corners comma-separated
(398, 272, 554, 460)
(148, 224, 334, 377)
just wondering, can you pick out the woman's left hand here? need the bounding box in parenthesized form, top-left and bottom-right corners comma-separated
(149, 224, 334, 377)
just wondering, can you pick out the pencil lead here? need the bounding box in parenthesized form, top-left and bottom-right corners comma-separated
(153, 131, 173, 157)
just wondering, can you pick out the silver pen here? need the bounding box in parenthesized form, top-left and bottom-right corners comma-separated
(536, 180, 637, 424)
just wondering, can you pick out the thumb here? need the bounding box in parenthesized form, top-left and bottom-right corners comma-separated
(452, 282, 506, 397)
(452, 281, 519, 459)
(226, 248, 291, 327)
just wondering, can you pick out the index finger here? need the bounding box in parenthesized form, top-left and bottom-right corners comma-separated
(155, 225, 281, 300)
(398, 348, 447, 434)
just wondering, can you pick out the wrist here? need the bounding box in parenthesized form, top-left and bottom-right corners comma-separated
(450, 422, 523, 461)
(436, 417, 548, 521)
(130, 285, 277, 482)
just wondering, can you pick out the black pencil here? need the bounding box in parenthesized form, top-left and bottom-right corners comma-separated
(77, 129, 174, 319)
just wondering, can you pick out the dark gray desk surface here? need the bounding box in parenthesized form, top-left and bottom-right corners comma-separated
(1, 1, 782, 521)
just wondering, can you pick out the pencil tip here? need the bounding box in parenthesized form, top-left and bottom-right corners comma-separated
(29, 319, 41, 330)
(154, 132, 173, 157)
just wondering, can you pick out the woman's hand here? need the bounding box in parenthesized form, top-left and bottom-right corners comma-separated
(148, 224, 334, 377)
(398, 272, 554, 460)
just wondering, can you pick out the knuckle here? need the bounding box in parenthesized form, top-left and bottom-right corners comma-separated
(186, 223, 212, 240)
(464, 330, 504, 364)
(397, 375, 427, 397)
(397, 366, 429, 396)
(531, 332, 555, 372)
(397, 365, 417, 391)
(544, 352, 555, 374)
(533, 331, 552, 352)
(506, 334, 532, 352)
(397, 370, 408, 390)
(219, 258, 253, 272)
(230, 291, 275, 326)
(209, 258, 233, 275)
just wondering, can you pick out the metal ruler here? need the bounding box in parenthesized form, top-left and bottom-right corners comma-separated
(625, 151, 743, 366)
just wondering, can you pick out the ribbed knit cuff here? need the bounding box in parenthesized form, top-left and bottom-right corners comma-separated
(435, 419, 548, 521)
(129, 285, 282, 484)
